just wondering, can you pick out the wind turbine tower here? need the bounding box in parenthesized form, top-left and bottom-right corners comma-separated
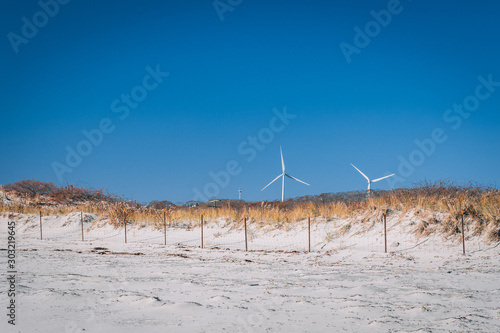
(261, 146, 310, 202)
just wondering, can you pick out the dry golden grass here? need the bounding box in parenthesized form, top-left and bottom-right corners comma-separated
(2, 182, 499, 242)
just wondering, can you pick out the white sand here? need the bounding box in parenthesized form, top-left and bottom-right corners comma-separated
(1, 213, 499, 332)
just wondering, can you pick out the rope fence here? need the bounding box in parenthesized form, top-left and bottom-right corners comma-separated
(3, 209, 496, 256)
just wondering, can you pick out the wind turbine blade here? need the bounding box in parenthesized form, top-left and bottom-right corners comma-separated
(351, 164, 370, 182)
(372, 174, 395, 183)
(280, 146, 285, 172)
(285, 174, 310, 186)
(261, 174, 283, 191)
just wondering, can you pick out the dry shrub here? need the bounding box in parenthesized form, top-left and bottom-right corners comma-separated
(108, 202, 134, 227)
(2, 179, 117, 205)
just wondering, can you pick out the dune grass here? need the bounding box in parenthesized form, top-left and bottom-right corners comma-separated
(1, 180, 499, 242)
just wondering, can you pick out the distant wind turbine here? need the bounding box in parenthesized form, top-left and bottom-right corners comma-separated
(351, 164, 395, 192)
(261, 146, 310, 202)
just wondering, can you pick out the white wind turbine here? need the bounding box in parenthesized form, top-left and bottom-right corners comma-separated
(351, 164, 395, 192)
(261, 146, 310, 202)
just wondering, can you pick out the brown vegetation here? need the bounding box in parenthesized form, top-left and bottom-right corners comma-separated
(1, 179, 499, 242)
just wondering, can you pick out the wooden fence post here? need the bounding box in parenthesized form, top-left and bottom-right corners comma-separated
(383, 210, 387, 253)
(81, 209, 84, 241)
(163, 208, 167, 246)
(201, 213, 204, 249)
(39, 208, 43, 240)
(244, 214, 248, 252)
(461, 210, 466, 255)
(124, 220, 127, 244)
(308, 214, 311, 252)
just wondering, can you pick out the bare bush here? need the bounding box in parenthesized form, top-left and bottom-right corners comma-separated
(108, 202, 134, 227)
(2, 179, 118, 206)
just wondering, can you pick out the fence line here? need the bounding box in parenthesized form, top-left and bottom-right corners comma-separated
(4, 210, 493, 255)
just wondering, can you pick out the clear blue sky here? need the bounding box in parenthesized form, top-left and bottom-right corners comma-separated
(1, 0, 499, 203)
